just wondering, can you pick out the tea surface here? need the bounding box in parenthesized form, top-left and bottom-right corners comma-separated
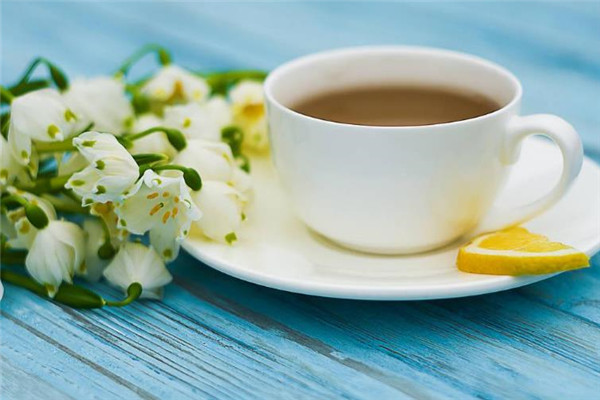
(291, 86, 501, 126)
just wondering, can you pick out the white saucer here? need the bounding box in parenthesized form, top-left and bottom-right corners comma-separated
(183, 137, 600, 300)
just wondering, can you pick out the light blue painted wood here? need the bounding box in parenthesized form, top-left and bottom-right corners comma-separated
(1, 2, 600, 399)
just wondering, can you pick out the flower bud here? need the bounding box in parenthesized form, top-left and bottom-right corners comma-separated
(24, 203, 49, 229)
(183, 167, 202, 191)
(165, 128, 187, 151)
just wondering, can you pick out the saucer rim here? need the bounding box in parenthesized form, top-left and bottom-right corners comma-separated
(182, 148, 600, 301)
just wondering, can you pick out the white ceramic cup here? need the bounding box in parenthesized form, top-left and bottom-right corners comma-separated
(264, 46, 583, 254)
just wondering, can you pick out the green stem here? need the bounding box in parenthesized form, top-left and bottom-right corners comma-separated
(1, 112, 9, 139)
(34, 123, 93, 154)
(152, 164, 202, 191)
(105, 283, 142, 307)
(133, 153, 169, 166)
(1, 251, 27, 265)
(1, 270, 46, 296)
(152, 164, 186, 173)
(16, 174, 71, 194)
(2, 194, 50, 228)
(117, 44, 171, 77)
(0, 85, 15, 103)
(41, 194, 87, 214)
(8, 79, 50, 97)
(203, 70, 268, 95)
(35, 139, 75, 153)
(1, 194, 28, 207)
(126, 126, 186, 151)
(96, 217, 116, 260)
(13, 57, 69, 91)
(61, 188, 83, 204)
(1, 270, 107, 308)
(128, 126, 166, 141)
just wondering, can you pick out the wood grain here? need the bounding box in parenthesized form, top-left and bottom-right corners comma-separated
(1, 2, 599, 399)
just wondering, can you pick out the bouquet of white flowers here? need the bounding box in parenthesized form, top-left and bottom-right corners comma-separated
(0, 45, 268, 308)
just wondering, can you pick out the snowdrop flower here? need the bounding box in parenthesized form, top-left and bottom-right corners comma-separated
(115, 170, 201, 261)
(163, 96, 232, 142)
(141, 65, 210, 105)
(173, 139, 236, 182)
(8, 88, 85, 165)
(65, 132, 139, 205)
(90, 202, 128, 245)
(231, 168, 253, 201)
(25, 220, 85, 297)
(229, 80, 268, 152)
(4, 188, 57, 250)
(79, 219, 111, 282)
(0, 277, 3, 301)
(1, 135, 25, 189)
(103, 242, 172, 299)
(64, 76, 134, 134)
(191, 181, 245, 244)
(57, 151, 87, 176)
(129, 114, 176, 158)
(1, 211, 17, 243)
(204, 96, 233, 130)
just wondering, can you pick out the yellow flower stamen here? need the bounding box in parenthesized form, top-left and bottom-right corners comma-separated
(149, 202, 164, 216)
(242, 103, 264, 121)
(162, 211, 171, 224)
(146, 192, 159, 199)
(19, 221, 30, 234)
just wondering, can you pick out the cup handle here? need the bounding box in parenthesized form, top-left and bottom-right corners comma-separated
(481, 114, 584, 232)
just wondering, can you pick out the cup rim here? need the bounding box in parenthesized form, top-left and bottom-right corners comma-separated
(264, 45, 523, 130)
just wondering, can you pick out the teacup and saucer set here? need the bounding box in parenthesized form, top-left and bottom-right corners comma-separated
(183, 47, 600, 300)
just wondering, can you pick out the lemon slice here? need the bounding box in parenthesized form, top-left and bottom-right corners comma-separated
(457, 227, 589, 275)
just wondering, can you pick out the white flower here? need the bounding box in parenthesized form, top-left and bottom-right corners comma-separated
(8, 88, 85, 165)
(163, 96, 232, 142)
(229, 80, 268, 152)
(4, 188, 57, 250)
(103, 242, 172, 299)
(231, 168, 253, 201)
(0, 276, 3, 301)
(80, 219, 111, 282)
(64, 76, 134, 134)
(57, 151, 88, 176)
(204, 96, 233, 129)
(25, 220, 85, 297)
(173, 138, 252, 200)
(90, 202, 128, 245)
(129, 114, 177, 158)
(1, 211, 17, 241)
(65, 132, 139, 205)
(141, 65, 210, 104)
(1, 135, 25, 188)
(173, 139, 236, 182)
(115, 170, 201, 261)
(191, 181, 245, 243)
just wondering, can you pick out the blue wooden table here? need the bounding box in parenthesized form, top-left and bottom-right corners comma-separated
(2, 2, 600, 399)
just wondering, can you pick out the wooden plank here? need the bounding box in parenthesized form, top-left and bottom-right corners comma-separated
(169, 254, 600, 399)
(0, 357, 76, 400)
